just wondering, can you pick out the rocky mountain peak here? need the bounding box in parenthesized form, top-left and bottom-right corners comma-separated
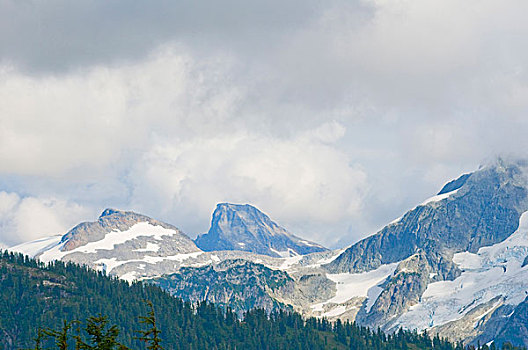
(60, 208, 197, 253)
(326, 158, 528, 275)
(195, 203, 327, 257)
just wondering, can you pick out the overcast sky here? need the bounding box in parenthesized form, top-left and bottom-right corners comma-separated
(1, 0, 528, 248)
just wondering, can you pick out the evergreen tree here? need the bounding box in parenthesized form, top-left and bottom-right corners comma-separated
(136, 301, 163, 350)
(43, 320, 75, 350)
(30, 328, 46, 350)
(76, 315, 128, 350)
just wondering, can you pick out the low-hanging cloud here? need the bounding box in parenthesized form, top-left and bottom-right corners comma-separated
(129, 125, 367, 245)
(0, 191, 92, 246)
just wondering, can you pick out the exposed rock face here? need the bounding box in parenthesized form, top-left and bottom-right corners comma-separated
(326, 159, 528, 274)
(437, 173, 472, 195)
(195, 203, 327, 258)
(25, 209, 203, 281)
(310, 159, 528, 348)
(148, 259, 296, 315)
(148, 258, 337, 317)
(358, 252, 433, 330)
(522, 254, 528, 268)
(477, 298, 528, 347)
(61, 208, 198, 253)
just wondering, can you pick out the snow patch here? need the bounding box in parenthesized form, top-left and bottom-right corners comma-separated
(141, 251, 203, 264)
(366, 285, 385, 313)
(325, 263, 398, 305)
(67, 222, 176, 253)
(269, 247, 300, 258)
(386, 189, 459, 228)
(270, 247, 292, 258)
(312, 263, 398, 313)
(394, 211, 528, 330)
(279, 255, 304, 269)
(299, 240, 320, 247)
(323, 305, 347, 317)
(94, 258, 124, 273)
(121, 271, 138, 283)
(39, 222, 182, 263)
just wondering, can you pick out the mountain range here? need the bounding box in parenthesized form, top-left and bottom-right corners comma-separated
(9, 157, 528, 348)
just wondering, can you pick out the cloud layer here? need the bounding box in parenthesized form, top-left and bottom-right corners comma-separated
(1, 0, 528, 247)
(0, 191, 92, 246)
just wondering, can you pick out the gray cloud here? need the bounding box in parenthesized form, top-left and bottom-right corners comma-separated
(0, 0, 328, 73)
(1, 0, 528, 247)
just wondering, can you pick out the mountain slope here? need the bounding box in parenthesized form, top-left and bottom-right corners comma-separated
(326, 160, 528, 274)
(310, 159, 528, 346)
(148, 259, 295, 315)
(60, 208, 198, 253)
(195, 203, 327, 257)
(0, 250, 464, 350)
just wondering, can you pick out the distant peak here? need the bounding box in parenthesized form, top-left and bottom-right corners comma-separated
(99, 208, 125, 218)
(196, 202, 327, 256)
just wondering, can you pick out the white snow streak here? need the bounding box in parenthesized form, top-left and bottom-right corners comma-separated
(312, 263, 398, 315)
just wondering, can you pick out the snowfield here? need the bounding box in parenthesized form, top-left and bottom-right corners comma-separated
(312, 262, 398, 316)
(393, 211, 528, 330)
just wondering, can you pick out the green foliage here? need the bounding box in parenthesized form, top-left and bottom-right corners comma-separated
(43, 320, 75, 350)
(76, 315, 128, 350)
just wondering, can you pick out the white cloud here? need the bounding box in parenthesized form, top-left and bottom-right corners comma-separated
(0, 48, 242, 178)
(308, 121, 347, 144)
(0, 191, 91, 246)
(1, 0, 528, 247)
(128, 125, 367, 245)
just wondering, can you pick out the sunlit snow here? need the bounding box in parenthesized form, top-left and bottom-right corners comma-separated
(37, 222, 181, 263)
(312, 262, 398, 316)
(394, 211, 528, 330)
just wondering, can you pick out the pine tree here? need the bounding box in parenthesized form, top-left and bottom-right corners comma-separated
(31, 328, 46, 350)
(136, 300, 164, 350)
(43, 320, 76, 350)
(76, 315, 129, 350)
